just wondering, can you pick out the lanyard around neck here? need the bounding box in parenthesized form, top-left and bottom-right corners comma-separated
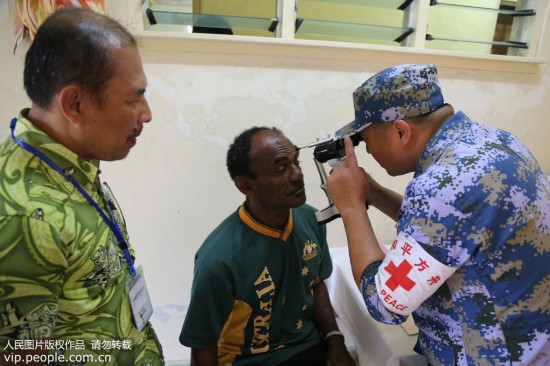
(10, 117, 136, 277)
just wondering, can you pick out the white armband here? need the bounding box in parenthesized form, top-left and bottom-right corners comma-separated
(375, 232, 456, 316)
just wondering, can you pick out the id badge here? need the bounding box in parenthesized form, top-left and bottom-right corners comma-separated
(127, 265, 153, 332)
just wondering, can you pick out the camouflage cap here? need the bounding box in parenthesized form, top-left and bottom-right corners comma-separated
(335, 64, 444, 138)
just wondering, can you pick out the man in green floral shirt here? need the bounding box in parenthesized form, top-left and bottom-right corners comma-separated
(0, 8, 163, 365)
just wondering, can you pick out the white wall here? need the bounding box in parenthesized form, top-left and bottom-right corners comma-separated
(1, 2, 549, 362)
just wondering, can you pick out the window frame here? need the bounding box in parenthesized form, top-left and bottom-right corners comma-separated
(108, 0, 549, 74)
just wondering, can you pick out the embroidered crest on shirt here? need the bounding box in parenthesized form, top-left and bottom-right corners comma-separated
(302, 240, 319, 261)
(375, 232, 456, 315)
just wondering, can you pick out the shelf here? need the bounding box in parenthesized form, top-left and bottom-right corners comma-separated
(146, 9, 278, 33)
(430, 1, 536, 16)
(299, 0, 413, 10)
(296, 19, 414, 43)
(134, 30, 546, 75)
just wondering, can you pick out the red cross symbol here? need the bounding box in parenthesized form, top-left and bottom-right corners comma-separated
(384, 260, 416, 291)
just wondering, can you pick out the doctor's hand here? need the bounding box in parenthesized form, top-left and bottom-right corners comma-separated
(326, 136, 371, 214)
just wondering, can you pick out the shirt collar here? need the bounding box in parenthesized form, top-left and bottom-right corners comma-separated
(415, 111, 471, 177)
(14, 109, 100, 191)
(238, 203, 294, 242)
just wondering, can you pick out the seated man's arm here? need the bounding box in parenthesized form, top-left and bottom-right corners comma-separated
(312, 281, 355, 365)
(181, 258, 236, 366)
(190, 347, 217, 366)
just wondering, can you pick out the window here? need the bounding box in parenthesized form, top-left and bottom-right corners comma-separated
(295, 0, 412, 46)
(146, 0, 278, 37)
(425, 0, 537, 56)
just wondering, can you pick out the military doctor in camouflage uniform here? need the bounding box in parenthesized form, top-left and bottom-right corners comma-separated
(326, 64, 550, 365)
(0, 8, 163, 365)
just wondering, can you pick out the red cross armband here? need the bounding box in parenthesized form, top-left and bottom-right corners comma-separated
(374, 232, 456, 316)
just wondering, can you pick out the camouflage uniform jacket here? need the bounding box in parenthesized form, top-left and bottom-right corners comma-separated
(360, 111, 550, 365)
(0, 111, 163, 365)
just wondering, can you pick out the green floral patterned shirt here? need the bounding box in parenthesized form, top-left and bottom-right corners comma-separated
(0, 110, 163, 365)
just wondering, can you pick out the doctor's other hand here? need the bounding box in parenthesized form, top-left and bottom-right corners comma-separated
(326, 136, 371, 214)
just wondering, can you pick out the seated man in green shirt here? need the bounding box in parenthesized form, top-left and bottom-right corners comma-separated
(180, 127, 355, 366)
(0, 7, 163, 366)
